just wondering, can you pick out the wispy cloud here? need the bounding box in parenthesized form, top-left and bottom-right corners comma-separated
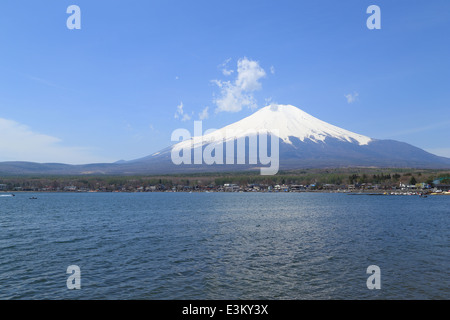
(182, 114, 191, 121)
(26, 75, 69, 91)
(425, 147, 450, 158)
(220, 58, 234, 76)
(213, 57, 267, 113)
(0, 118, 111, 164)
(222, 69, 234, 76)
(174, 102, 183, 119)
(174, 101, 191, 121)
(345, 92, 359, 104)
(198, 106, 209, 120)
(265, 97, 276, 106)
(380, 120, 450, 138)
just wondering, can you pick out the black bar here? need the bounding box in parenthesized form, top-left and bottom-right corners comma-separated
(0, 300, 444, 318)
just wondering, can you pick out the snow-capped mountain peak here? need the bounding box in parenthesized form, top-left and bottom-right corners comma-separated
(225, 104, 371, 145)
(177, 104, 372, 149)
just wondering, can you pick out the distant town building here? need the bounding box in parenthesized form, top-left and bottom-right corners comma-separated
(224, 183, 240, 192)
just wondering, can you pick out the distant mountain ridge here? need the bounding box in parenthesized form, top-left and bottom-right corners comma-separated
(0, 104, 449, 175)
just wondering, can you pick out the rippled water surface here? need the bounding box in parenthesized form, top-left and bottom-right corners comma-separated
(0, 192, 448, 299)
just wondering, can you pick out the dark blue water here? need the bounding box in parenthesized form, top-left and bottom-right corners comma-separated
(0, 192, 448, 299)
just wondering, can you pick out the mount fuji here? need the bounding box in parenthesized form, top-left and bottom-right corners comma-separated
(1, 104, 449, 175)
(129, 104, 450, 174)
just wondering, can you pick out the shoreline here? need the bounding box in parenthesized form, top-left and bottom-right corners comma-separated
(2, 190, 449, 195)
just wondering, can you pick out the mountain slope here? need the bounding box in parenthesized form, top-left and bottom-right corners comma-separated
(219, 104, 372, 145)
(132, 104, 450, 172)
(172, 104, 371, 152)
(0, 104, 449, 175)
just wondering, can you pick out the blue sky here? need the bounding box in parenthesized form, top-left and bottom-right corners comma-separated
(0, 0, 449, 163)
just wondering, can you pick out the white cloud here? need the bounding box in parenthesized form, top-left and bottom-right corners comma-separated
(198, 106, 209, 120)
(265, 97, 276, 106)
(174, 102, 191, 121)
(0, 118, 111, 164)
(177, 102, 184, 114)
(174, 101, 183, 119)
(213, 57, 267, 113)
(220, 58, 234, 76)
(235, 58, 266, 91)
(345, 92, 359, 104)
(222, 69, 234, 76)
(181, 113, 191, 121)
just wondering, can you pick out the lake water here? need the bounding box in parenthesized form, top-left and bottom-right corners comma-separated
(0, 192, 448, 300)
